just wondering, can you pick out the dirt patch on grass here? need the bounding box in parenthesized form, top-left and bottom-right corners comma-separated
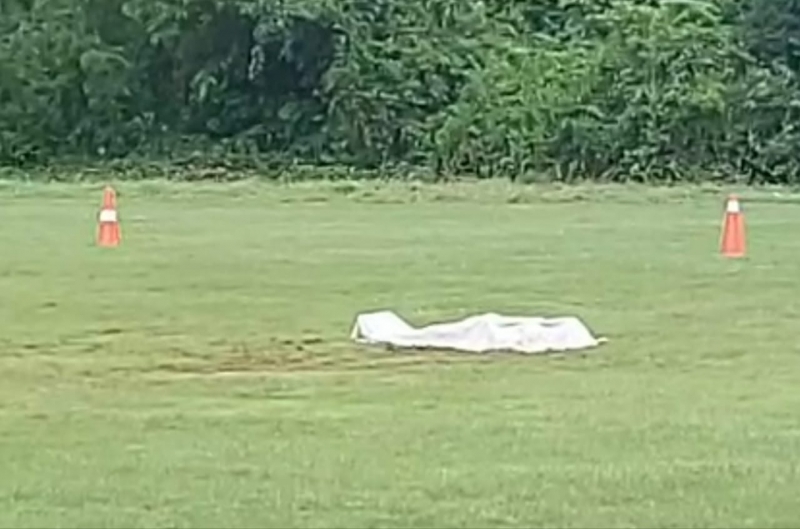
(139, 338, 499, 380)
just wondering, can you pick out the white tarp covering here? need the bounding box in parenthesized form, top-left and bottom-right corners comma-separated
(351, 310, 605, 354)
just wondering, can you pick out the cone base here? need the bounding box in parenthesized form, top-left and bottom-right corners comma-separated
(720, 215, 745, 258)
(98, 223, 121, 247)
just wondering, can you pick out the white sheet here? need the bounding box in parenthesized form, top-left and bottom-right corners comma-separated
(351, 310, 605, 354)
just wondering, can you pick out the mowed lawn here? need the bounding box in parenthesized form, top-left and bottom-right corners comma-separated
(1, 180, 800, 528)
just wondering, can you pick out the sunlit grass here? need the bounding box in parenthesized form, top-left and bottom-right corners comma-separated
(1, 180, 799, 528)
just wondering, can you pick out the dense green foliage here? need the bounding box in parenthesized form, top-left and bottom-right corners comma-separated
(2, 0, 800, 182)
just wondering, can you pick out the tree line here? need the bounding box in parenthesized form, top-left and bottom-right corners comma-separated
(1, 0, 799, 183)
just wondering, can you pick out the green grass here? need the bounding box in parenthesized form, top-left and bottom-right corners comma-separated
(2, 179, 800, 528)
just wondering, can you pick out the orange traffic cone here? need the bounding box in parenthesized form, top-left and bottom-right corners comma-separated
(720, 194, 745, 258)
(97, 186, 121, 247)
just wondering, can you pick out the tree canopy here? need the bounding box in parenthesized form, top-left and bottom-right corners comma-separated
(1, 0, 799, 183)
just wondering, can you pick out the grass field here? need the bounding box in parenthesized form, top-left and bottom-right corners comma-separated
(2, 179, 800, 528)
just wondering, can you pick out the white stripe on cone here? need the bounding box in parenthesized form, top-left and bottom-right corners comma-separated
(99, 209, 118, 223)
(726, 200, 740, 214)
